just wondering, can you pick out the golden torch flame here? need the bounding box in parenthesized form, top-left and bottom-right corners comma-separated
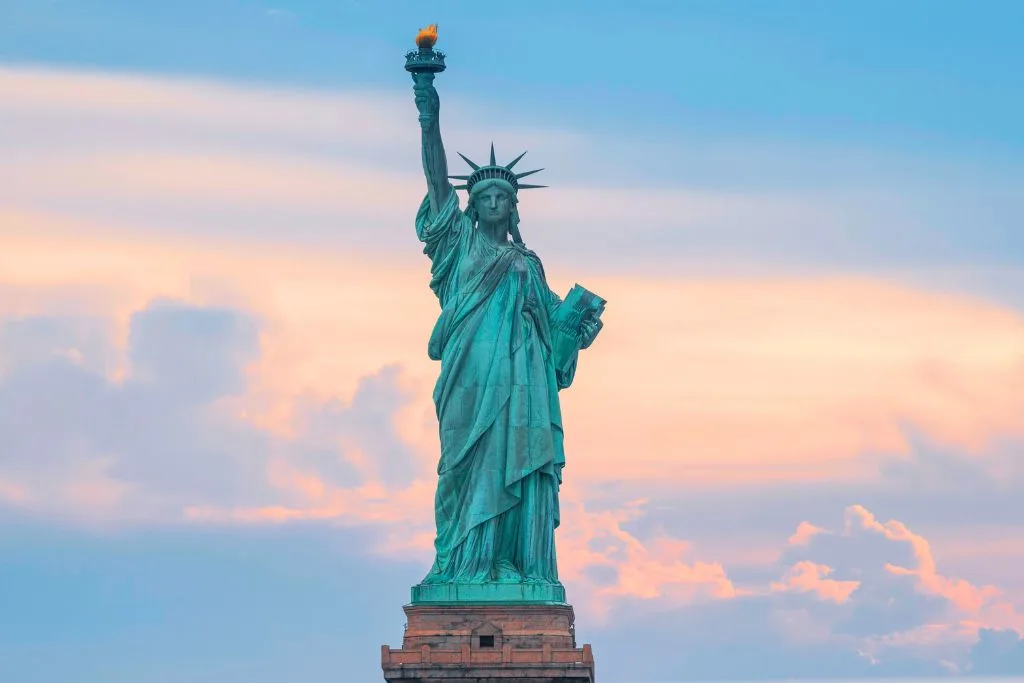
(416, 24, 438, 49)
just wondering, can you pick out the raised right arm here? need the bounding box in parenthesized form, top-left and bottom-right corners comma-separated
(411, 72, 452, 216)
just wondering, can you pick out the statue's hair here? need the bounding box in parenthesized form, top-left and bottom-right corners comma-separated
(466, 179, 524, 245)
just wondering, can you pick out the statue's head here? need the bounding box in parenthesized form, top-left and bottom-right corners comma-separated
(450, 144, 545, 245)
(468, 178, 518, 239)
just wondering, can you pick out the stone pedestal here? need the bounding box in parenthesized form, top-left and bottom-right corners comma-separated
(381, 603, 595, 682)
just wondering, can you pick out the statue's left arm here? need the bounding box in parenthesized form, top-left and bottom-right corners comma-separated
(579, 317, 603, 350)
(545, 288, 603, 390)
(546, 288, 603, 351)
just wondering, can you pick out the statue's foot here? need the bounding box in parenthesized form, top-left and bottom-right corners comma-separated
(420, 564, 447, 584)
(494, 560, 522, 584)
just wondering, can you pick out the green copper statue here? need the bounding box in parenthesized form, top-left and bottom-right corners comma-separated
(406, 26, 605, 603)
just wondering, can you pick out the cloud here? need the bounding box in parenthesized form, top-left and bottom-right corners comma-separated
(533, 501, 1018, 679)
(552, 493, 741, 621)
(509, 495, 1022, 673)
(780, 506, 1024, 655)
(0, 301, 432, 532)
(843, 504, 1003, 613)
(564, 275, 1024, 491)
(789, 521, 825, 545)
(970, 628, 1024, 674)
(555, 501, 1023, 680)
(126, 299, 259, 400)
(771, 561, 860, 604)
(10, 225, 1023, 489)
(3, 64, 1021, 275)
(2, 66, 1021, 498)
(1, 298, 1022, 677)
(595, 503, 1023, 678)
(0, 304, 265, 520)
(1, 62, 1023, 680)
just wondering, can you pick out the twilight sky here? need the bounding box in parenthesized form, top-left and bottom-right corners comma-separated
(1, 1, 1023, 681)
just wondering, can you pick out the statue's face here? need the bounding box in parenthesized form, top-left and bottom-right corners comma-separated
(473, 186, 512, 227)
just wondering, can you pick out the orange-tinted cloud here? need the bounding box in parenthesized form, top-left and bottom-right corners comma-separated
(554, 490, 741, 621)
(2, 64, 1022, 647)
(568, 274, 1024, 479)
(757, 506, 1024, 670)
(3, 64, 1022, 495)
(789, 521, 826, 546)
(4, 222, 1023, 493)
(845, 504, 1022, 630)
(770, 561, 860, 603)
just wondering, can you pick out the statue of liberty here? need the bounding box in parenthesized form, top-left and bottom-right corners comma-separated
(407, 27, 605, 602)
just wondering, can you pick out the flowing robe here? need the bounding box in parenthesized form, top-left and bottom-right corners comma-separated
(417, 189, 577, 585)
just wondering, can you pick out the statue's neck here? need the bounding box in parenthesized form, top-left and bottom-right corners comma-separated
(477, 221, 509, 245)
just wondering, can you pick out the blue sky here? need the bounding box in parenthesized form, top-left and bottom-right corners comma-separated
(4, 0, 1023, 150)
(1, 2, 1023, 682)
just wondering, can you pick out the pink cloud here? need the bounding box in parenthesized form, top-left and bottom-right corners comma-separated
(6, 227, 1022, 491)
(837, 505, 1024, 634)
(553, 491, 743, 621)
(845, 504, 1004, 613)
(561, 274, 1024, 485)
(187, 466, 742, 621)
(3, 227, 1023, 551)
(1, 68, 1022, 657)
(2, 64, 1022, 676)
(3, 65, 1021, 498)
(771, 506, 1024, 667)
(770, 561, 860, 603)
(0, 477, 31, 505)
(788, 521, 825, 546)
(0, 459, 139, 525)
(188, 463, 435, 530)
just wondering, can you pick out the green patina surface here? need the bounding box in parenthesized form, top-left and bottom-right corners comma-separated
(411, 582, 567, 605)
(405, 29, 604, 605)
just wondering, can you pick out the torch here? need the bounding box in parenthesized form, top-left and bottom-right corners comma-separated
(404, 24, 446, 74)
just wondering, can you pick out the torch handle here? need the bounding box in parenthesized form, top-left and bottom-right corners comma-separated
(411, 71, 435, 87)
(412, 71, 440, 129)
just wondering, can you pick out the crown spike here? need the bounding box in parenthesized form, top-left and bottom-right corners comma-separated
(456, 145, 547, 193)
(457, 152, 480, 170)
(506, 151, 528, 170)
(514, 168, 544, 180)
(453, 184, 469, 190)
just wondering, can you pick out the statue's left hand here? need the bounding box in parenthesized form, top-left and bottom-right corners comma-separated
(579, 316, 603, 350)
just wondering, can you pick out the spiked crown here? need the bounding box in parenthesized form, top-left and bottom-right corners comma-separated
(449, 143, 547, 194)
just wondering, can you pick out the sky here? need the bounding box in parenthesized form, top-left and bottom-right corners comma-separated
(1, 1, 1023, 681)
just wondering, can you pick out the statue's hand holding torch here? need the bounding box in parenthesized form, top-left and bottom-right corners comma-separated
(412, 72, 440, 130)
(405, 24, 445, 131)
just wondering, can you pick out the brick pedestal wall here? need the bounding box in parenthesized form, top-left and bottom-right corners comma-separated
(381, 603, 595, 682)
